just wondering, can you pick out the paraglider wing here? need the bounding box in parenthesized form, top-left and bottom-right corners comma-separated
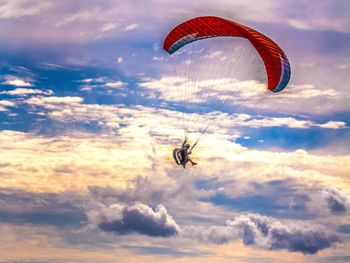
(163, 16, 291, 93)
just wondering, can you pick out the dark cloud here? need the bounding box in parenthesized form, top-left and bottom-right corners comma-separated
(306, 187, 350, 215)
(337, 224, 350, 234)
(198, 178, 350, 220)
(198, 179, 311, 219)
(186, 213, 341, 254)
(324, 188, 349, 213)
(87, 203, 180, 237)
(0, 188, 86, 226)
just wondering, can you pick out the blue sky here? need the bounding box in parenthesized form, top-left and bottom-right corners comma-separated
(0, 1, 350, 262)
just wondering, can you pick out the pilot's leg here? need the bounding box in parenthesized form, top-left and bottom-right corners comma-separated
(188, 157, 197, 166)
(182, 157, 189, 168)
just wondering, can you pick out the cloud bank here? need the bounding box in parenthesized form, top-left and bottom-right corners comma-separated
(186, 213, 341, 254)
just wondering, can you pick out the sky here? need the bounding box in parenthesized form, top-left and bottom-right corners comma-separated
(0, 0, 350, 262)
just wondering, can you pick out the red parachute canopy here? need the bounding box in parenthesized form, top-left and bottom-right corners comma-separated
(163, 16, 291, 93)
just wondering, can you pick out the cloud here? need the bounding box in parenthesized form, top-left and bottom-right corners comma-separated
(0, 88, 53, 96)
(264, 84, 349, 115)
(234, 116, 347, 129)
(79, 77, 108, 83)
(0, 0, 50, 19)
(138, 76, 266, 103)
(80, 85, 92, 91)
(138, 76, 349, 115)
(0, 129, 164, 193)
(315, 121, 347, 129)
(186, 213, 341, 254)
(139, 77, 347, 129)
(26, 96, 83, 106)
(335, 64, 348, 70)
(23, 95, 178, 131)
(0, 100, 15, 111)
(55, 7, 101, 27)
(202, 51, 224, 59)
(0, 100, 15, 107)
(153, 43, 159, 51)
(124, 23, 139, 31)
(40, 62, 66, 69)
(300, 62, 315, 68)
(100, 22, 118, 32)
(2, 77, 33, 87)
(0, 1, 349, 260)
(77, 77, 127, 91)
(1, 91, 350, 195)
(105, 81, 126, 89)
(87, 203, 180, 237)
(1, 0, 350, 47)
(280, 85, 343, 99)
(0, 188, 86, 226)
(117, 57, 123, 64)
(152, 56, 164, 61)
(22, 92, 347, 137)
(307, 188, 350, 215)
(0, 124, 348, 258)
(287, 17, 349, 34)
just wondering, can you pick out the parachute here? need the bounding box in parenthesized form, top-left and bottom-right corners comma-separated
(162, 16, 291, 148)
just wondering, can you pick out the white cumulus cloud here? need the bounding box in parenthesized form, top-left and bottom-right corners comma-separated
(0, 88, 53, 96)
(2, 77, 33, 87)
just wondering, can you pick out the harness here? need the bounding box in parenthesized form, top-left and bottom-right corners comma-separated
(173, 148, 188, 165)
